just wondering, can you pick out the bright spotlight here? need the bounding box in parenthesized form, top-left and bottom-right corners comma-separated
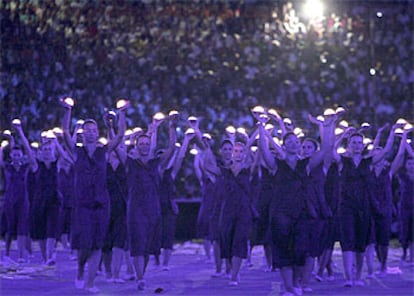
(303, 0, 324, 19)
(376, 11, 383, 18)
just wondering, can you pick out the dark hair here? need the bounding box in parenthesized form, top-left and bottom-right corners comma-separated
(220, 139, 233, 148)
(83, 118, 97, 127)
(302, 137, 319, 150)
(282, 132, 296, 144)
(349, 132, 364, 140)
(11, 145, 23, 151)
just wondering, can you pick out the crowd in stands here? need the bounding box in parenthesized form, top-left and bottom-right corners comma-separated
(1, 0, 413, 197)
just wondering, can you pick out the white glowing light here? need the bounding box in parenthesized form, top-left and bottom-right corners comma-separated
(99, 137, 108, 145)
(116, 99, 128, 109)
(169, 110, 179, 118)
(12, 118, 21, 125)
(395, 128, 404, 134)
(76, 119, 85, 125)
(41, 131, 48, 138)
(175, 142, 181, 148)
(370, 68, 376, 76)
(339, 120, 349, 128)
(293, 127, 302, 135)
(404, 123, 413, 130)
(153, 112, 166, 121)
(251, 106, 265, 114)
(376, 11, 383, 18)
(225, 126, 236, 134)
(31, 142, 39, 149)
(76, 142, 83, 147)
(316, 115, 325, 122)
(188, 116, 198, 122)
(185, 128, 195, 135)
(1, 140, 9, 148)
(52, 127, 63, 135)
(396, 118, 407, 125)
(323, 108, 335, 116)
(335, 106, 345, 114)
(363, 138, 372, 145)
(236, 127, 247, 136)
(133, 127, 142, 133)
(3, 130, 11, 136)
(283, 118, 292, 125)
(337, 147, 346, 154)
(124, 139, 131, 146)
(268, 108, 281, 119)
(63, 97, 74, 107)
(303, 0, 324, 19)
(46, 130, 56, 139)
(273, 137, 281, 146)
(76, 128, 84, 134)
(250, 146, 258, 152)
(190, 148, 198, 155)
(202, 133, 212, 140)
(367, 144, 374, 151)
(361, 122, 370, 128)
(125, 129, 133, 136)
(265, 124, 274, 131)
(335, 128, 344, 135)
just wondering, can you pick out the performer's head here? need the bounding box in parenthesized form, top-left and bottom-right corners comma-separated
(220, 139, 233, 162)
(136, 134, 151, 156)
(301, 138, 319, 158)
(82, 119, 99, 144)
(282, 132, 300, 155)
(347, 132, 364, 155)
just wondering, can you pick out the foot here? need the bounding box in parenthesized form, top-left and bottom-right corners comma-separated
(293, 287, 303, 296)
(124, 274, 136, 281)
(229, 280, 239, 286)
(17, 258, 27, 264)
(161, 265, 170, 271)
(343, 280, 353, 287)
(85, 286, 100, 293)
(315, 274, 324, 282)
(75, 278, 85, 289)
(46, 258, 55, 266)
(211, 271, 223, 278)
(354, 280, 365, 286)
(137, 279, 146, 291)
(302, 286, 313, 292)
(113, 278, 126, 284)
(327, 275, 335, 282)
(366, 273, 375, 279)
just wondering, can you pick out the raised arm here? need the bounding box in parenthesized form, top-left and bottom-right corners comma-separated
(62, 100, 75, 152)
(391, 131, 408, 175)
(171, 132, 194, 180)
(258, 123, 277, 171)
(13, 122, 38, 172)
(107, 102, 127, 153)
(372, 124, 398, 164)
(307, 114, 337, 172)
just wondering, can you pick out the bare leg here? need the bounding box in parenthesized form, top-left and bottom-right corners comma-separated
(46, 237, 56, 263)
(102, 250, 112, 279)
(280, 266, 295, 294)
(230, 256, 242, 283)
(162, 248, 172, 268)
(85, 249, 102, 289)
(133, 255, 145, 280)
(38, 239, 47, 262)
(17, 235, 27, 261)
(342, 251, 354, 282)
(112, 247, 124, 280)
(213, 241, 222, 273)
(302, 256, 315, 289)
(355, 252, 364, 281)
(264, 244, 272, 270)
(77, 249, 89, 281)
(365, 244, 375, 277)
(203, 239, 211, 261)
(317, 248, 333, 278)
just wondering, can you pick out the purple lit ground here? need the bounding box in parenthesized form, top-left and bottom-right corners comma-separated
(1, 240, 413, 295)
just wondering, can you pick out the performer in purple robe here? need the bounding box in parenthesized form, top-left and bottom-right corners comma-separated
(61, 98, 127, 293)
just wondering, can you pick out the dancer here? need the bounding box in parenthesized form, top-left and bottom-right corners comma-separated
(61, 98, 128, 293)
(0, 120, 37, 263)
